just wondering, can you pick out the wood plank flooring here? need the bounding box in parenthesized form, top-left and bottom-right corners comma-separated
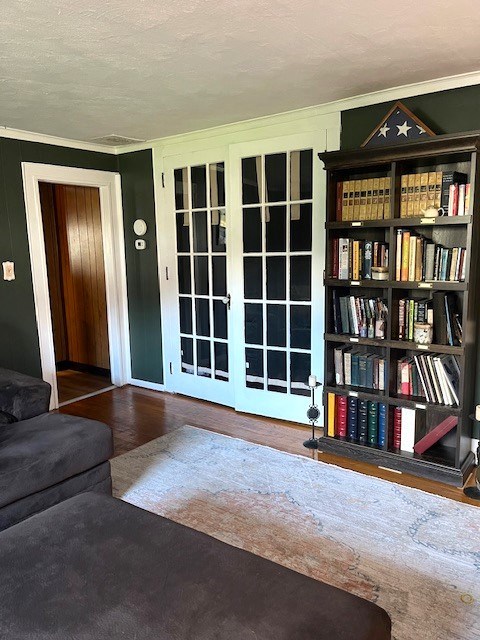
(59, 384, 479, 506)
(57, 369, 112, 404)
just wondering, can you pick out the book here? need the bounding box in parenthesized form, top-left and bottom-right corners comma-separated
(384, 177, 391, 218)
(372, 177, 379, 219)
(413, 416, 458, 454)
(327, 392, 336, 437)
(378, 178, 385, 218)
(360, 179, 368, 219)
(400, 408, 416, 452)
(347, 397, 358, 440)
(367, 401, 378, 445)
(400, 174, 408, 217)
(407, 174, 415, 217)
(401, 231, 410, 281)
(353, 180, 361, 219)
(338, 181, 345, 221)
(378, 403, 387, 447)
(413, 174, 421, 216)
(357, 400, 368, 444)
(392, 407, 402, 449)
(336, 395, 348, 437)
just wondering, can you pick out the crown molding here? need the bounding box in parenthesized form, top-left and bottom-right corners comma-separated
(3, 69, 480, 155)
(0, 126, 118, 154)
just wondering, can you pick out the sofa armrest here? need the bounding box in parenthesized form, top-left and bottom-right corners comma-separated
(0, 369, 51, 420)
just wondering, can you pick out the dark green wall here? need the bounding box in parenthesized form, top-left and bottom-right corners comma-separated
(119, 151, 163, 384)
(0, 139, 162, 384)
(341, 84, 480, 437)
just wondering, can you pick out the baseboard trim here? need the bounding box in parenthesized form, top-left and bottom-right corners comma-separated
(129, 378, 165, 392)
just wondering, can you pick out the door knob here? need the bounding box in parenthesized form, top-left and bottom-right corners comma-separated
(222, 294, 231, 310)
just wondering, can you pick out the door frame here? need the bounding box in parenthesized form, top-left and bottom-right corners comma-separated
(22, 162, 131, 409)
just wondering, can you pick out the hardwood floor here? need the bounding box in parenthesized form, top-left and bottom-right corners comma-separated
(59, 384, 479, 506)
(57, 369, 113, 404)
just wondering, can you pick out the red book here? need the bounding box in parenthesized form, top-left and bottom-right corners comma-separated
(336, 395, 348, 437)
(332, 238, 339, 278)
(336, 182, 343, 221)
(413, 416, 458, 454)
(448, 184, 459, 216)
(393, 407, 402, 449)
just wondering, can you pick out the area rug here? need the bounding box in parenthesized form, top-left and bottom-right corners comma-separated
(111, 425, 480, 640)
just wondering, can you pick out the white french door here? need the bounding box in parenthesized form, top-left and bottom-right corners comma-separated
(161, 132, 326, 422)
(229, 132, 326, 422)
(162, 149, 234, 406)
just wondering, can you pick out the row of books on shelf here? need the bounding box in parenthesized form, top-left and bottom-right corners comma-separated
(331, 238, 389, 280)
(395, 230, 466, 282)
(332, 292, 388, 339)
(398, 293, 462, 346)
(337, 178, 392, 221)
(400, 171, 470, 218)
(331, 292, 462, 347)
(334, 347, 387, 390)
(397, 354, 460, 407)
(327, 392, 458, 454)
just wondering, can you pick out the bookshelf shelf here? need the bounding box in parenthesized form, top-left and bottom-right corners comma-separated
(325, 278, 467, 291)
(319, 132, 480, 486)
(324, 333, 463, 355)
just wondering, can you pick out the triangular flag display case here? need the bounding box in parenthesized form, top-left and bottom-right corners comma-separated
(318, 132, 480, 486)
(362, 100, 435, 148)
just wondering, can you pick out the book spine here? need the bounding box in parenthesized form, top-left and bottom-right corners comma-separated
(401, 231, 410, 281)
(357, 400, 368, 444)
(338, 181, 345, 221)
(347, 397, 358, 440)
(378, 403, 387, 447)
(367, 401, 378, 445)
(458, 183, 465, 216)
(407, 174, 415, 217)
(372, 177, 379, 220)
(395, 230, 402, 281)
(363, 241, 373, 279)
(327, 392, 336, 437)
(465, 183, 471, 214)
(400, 408, 416, 453)
(360, 179, 367, 220)
(435, 171, 442, 210)
(408, 235, 416, 281)
(353, 180, 361, 220)
(383, 177, 391, 219)
(400, 175, 408, 218)
(413, 173, 421, 217)
(393, 407, 402, 449)
(427, 171, 436, 210)
(336, 395, 348, 437)
(332, 238, 339, 278)
(448, 184, 458, 216)
(366, 179, 373, 220)
(377, 177, 385, 218)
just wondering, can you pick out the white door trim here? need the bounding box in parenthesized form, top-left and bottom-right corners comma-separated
(22, 162, 131, 409)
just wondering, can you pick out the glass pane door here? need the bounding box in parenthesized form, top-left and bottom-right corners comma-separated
(163, 152, 234, 406)
(230, 133, 325, 423)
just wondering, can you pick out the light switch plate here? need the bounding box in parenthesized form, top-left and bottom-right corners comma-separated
(2, 261, 15, 281)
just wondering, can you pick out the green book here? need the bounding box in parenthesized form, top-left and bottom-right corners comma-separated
(367, 401, 378, 445)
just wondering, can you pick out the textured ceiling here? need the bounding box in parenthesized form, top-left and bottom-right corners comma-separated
(1, 0, 480, 143)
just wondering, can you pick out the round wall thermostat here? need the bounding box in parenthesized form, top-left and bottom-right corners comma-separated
(133, 219, 147, 236)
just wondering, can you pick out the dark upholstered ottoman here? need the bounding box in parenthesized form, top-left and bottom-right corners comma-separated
(0, 493, 391, 640)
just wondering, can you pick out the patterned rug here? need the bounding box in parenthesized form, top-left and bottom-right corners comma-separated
(111, 425, 480, 640)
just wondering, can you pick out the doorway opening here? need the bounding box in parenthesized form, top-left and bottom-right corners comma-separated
(39, 182, 115, 405)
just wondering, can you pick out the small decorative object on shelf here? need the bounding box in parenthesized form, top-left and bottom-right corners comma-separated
(319, 131, 480, 487)
(303, 375, 321, 449)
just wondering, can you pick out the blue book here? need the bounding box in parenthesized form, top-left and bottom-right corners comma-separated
(347, 397, 358, 440)
(378, 403, 387, 447)
(365, 354, 374, 391)
(359, 355, 367, 388)
(351, 352, 360, 387)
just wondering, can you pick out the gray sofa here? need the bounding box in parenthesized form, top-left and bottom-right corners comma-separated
(0, 368, 113, 531)
(0, 492, 391, 639)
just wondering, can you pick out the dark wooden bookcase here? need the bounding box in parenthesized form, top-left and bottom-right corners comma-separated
(318, 132, 480, 486)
